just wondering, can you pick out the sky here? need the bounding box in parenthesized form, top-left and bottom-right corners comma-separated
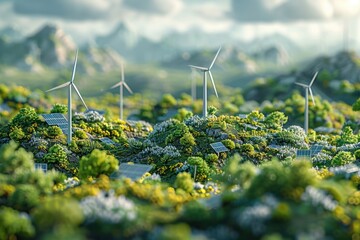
(0, 0, 360, 48)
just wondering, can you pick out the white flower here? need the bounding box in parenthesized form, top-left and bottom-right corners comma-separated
(80, 191, 137, 224)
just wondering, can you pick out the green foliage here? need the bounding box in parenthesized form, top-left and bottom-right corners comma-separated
(355, 150, 360, 160)
(331, 151, 356, 167)
(51, 103, 68, 114)
(32, 196, 84, 230)
(246, 160, 317, 200)
(0, 207, 35, 239)
(337, 126, 358, 146)
(46, 126, 63, 138)
(187, 157, 210, 182)
(240, 144, 255, 153)
(179, 132, 196, 150)
(174, 108, 193, 122)
(264, 111, 288, 131)
(9, 126, 26, 141)
(74, 129, 88, 139)
(353, 98, 360, 111)
(174, 172, 194, 193)
(0, 141, 34, 174)
(79, 149, 119, 179)
(222, 139, 235, 150)
(44, 144, 69, 170)
(205, 153, 219, 164)
(159, 223, 191, 240)
(208, 106, 218, 116)
(9, 184, 40, 211)
(10, 107, 39, 128)
(160, 94, 177, 108)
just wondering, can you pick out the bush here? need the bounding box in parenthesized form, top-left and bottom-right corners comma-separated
(205, 153, 219, 164)
(187, 157, 210, 182)
(74, 129, 88, 139)
(240, 144, 255, 153)
(79, 149, 119, 179)
(0, 141, 34, 174)
(43, 144, 69, 170)
(174, 172, 194, 193)
(10, 107, 39, 128)
(51, 103, 67, 114)
(9, 126, 26, 141)
(32, 196, 83, 230)
(0, 207, 35, 239)
(46, 126, 63, 138)
(355, 150, 360, 160)
(9, 184, 40, 211)
(331, 151, 356, 167)
(222, 139, 235, 150)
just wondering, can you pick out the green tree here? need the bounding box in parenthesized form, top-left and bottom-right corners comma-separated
(174, 172, 194, 193)
(160, 94, 177, 109)
(10, 107, 39, 128)
(43, 144, 69, 170)
(9, 184, 40, 211)
(331, 151, 356, 167)
(337, 126, 358, 146)
(51, 103, 68, 114)
(0, 141, 34, 174)
(79, 149, 119, 179)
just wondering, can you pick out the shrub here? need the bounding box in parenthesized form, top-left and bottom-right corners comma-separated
(331, 151, 356, 167)
(9, 184, 40, 211)
(174, 172, 194, 193)
(355, 150, 360, 160)
(222, 139, 235, 150)
(10, 107, 39, 128)
(240, 144, 255, 153)
(51, 103, 67, 114)
(43, 144, 69, 170)
(74, 129, 88, 139)
(205, 154, 219, 164)
(32, 196, 84, 230)
(46, 126, 63, 138)
(187, 157, 210, 182)
(79, 149, 119, 179)
(0, 207, 35, 239)
(9, 126, 26, 141)
(0, 141, 34, 174)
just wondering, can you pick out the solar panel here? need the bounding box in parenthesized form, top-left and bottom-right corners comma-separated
(238, 114, 247, 119)
(42, 113, 68, 126)
(296, 149, 312, 158)
(210, 142, 229, 154)
(99, 137, 115, 145)
(34, 163, 48, 173)
(268, 144, 281, 149)
(310, 145, 324, 155)
(110, 163, 153, 180)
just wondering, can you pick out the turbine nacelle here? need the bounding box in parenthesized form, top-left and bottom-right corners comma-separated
(294, 71, 318, 106)
(188, 46, 222, 99)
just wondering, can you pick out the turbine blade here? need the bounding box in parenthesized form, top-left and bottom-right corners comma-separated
(188, 65, 208, 71)
(121, 61, 125, 82)
(309, 88, 315, 105)
(208, 71, 218, 98)
(71, 50, 79, 83)
(72, 83, 88, 110)
(46, 82, 70, 92)
(110, 82, 122, 89)
(123, 82, 133, 94)
(209, 46, 222, 70)
(309, 71, 319, 87)
(294, 82, 308, 88)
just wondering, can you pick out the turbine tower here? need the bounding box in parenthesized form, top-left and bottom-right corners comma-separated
(189, 46, 221, 117)
(46, 50, 88, 144)
(110, 62, 133, 120)
(294, 71, 318, 134)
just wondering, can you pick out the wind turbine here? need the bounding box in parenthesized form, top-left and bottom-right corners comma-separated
(295, 71, 318, 134)
(189, 46, 221, 117)
(46, 50, 88, 144)
(109, 62, 133, 120)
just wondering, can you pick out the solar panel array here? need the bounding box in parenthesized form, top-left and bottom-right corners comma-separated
(296, 149, 312, 158)
(110, 163, 153, 181)
(210, 142, 229, 154)
(34, 163, 48, 173)
(310, 145, 324, 155)
(99, 137, 115, 145)
(42, 113, 69, 135)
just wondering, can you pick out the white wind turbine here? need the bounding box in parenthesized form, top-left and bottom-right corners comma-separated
(46, 50, 88, 144)
(189, 46, 221, 117)
(294, 71, 318, 134)
(109, 62, 133, 120)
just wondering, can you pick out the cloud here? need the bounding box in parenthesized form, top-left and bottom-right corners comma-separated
(231, 0, 360, 22)
(122, 0, 183, 15)
(13, 0, 119, 20)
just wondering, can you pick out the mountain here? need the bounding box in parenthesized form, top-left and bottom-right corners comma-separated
(0, 25, 124, 73)
(0, 26, 23, 43)
(161, 46, 257, 73)
(244, 51, 360, 104)
(252, 46, 289, 66)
